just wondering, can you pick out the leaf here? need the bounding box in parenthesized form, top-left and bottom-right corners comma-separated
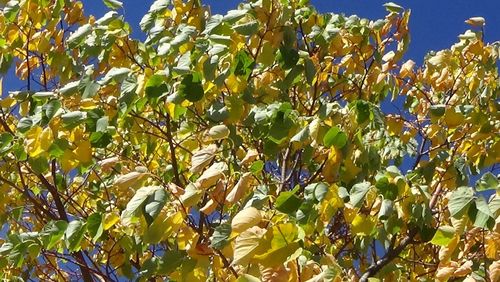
(121, 186, 164, 226)
(448, 186, 474, 218)
(465, 17, 485, 27)
(178, 73, 204, 102)
(67, 24, 92, 47)
(210, 223, 231, 249)
(349, 182, 371, 208)
(430, 226, 456, 246)
(17, 117, 33, 133)
(275, 187, 302, 215)
(489, 261, 500, 282)
(41, 221, 68, 249)
(227, 172, 254, 204)
(469, 197, 494, 228)
(206, 125, 230, 141)
(158, 250, 185, 275)
(236, 274, 261, 282)
(453, 260, 473, 277)
(231, 207, 262, 233)
(476, 172, 499, 191)
(87, 213, 104, 243)
(145, 75, 168, 100)
(323, 126, 347, 148)
(383, 2, 404, 13)
(143, 188, 167, 224)
(61, 111, 87, 128)
(180, 183, 203, 207)
(190, 144, 218, 174)
(113, 171, 148, 189)
(65, 221, 86, 251)
(195, 162, 227, 189)
(232, 226, 265, 266)
(103, 0, 122, 10)
(351, 214, 376, 236)
(378, 199, 394, 220)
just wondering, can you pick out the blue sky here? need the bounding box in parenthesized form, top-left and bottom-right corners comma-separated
(82, 0, 500, 64)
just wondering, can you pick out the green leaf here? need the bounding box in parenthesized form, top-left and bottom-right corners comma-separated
(304, 182, 329, 202)
(275, 187, 302, 215)
(87, 213, 104, 243)
(61, 111, 87, 128)
(41, 221, 68, 250)
(145, 75, 168, 100)
(323, 126, 347, 148)
(448, 186, 474, 218)
(103, 0, 122, 9)
(0, 132, 14, 153)
(375, 177, 398, 200)
(121, 186, 164, 226)
(469, 197, 494, 229)
(233, 50, 255, 78)
(429, 104, 445, 118)
(378, 199, 393, 220)
(354, 100, 371, 124)
(64, 220, 87, 251)
(210, 223, 231, 250)
(178, 73, 204, 102)
(430, 225, 455, 246)
(279, 47, 299, 70)
(158, 250, 185, 275)
(475, 172, 499, 191)
(17, 117, 33, 133)
(67, 24, 92, 48)
(143, 188, 167, 225)
(350, 182, 371, 208)
(250, 160, 264, 175)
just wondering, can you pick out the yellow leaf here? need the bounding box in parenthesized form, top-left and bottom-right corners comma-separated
(351, 214, 376, 236)
(233, 226, 266, 266)
(60, 149, 78, 173)
(103, 212, 120, 230)
(231, 207, 262, 234)
(74, 140, 93, 165)
(25, 127, 43, 157)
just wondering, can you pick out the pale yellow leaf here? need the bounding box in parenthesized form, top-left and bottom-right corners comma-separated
(231, 207, 262, 233)
(190, 144, 218, 173)
(232, 226, 265, 266)
(227, 172, 253, 204)
(206, 124, 230, 141)
(489, 260, 500, 282)
(240, 149, 259, 166)
(113, 171, 148, 189)
(196, 162, 227, 189)
(454, 260, 473, 277)
(465, 17, 485, 27)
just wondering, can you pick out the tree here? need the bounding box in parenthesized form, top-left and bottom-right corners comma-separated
(0, 0, 498, 280)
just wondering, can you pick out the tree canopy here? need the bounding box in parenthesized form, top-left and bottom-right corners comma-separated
(0, 0, 499, 281)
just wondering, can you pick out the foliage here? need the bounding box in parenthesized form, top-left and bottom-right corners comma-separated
(0, 0, 499, 281)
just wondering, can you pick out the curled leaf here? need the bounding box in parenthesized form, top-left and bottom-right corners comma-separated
(227, 172, 254, 204)
(190, 144, 218, 174)
(196, 162, 228, 189)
